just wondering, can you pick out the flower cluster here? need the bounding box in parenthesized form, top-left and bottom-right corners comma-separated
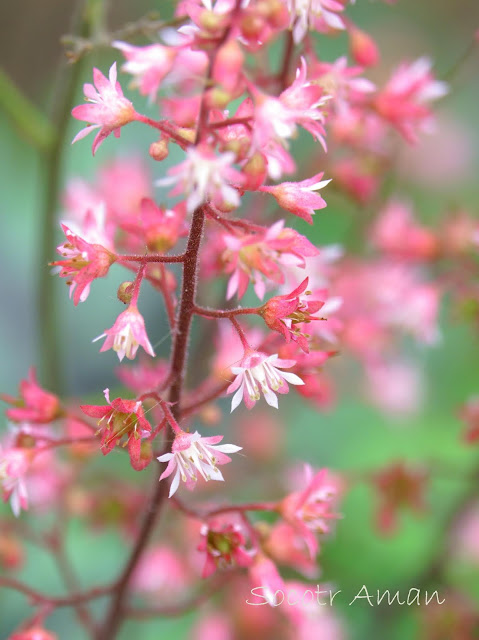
(2, 0, 472, 638)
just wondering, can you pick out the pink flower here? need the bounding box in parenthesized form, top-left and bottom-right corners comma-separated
(113, 41, 177, 101)
(116, 357, 169, 395)
(252, 58, 330, 148)
(371, 199, 438, 260)
(198, 519, 254, 577)
(227, 351, 304, 411)
(51, 224, 117, 305)
(71, 62, 137, 154)
(223, 219, 319, 300)
(2, 368, 60, 424)
(0, 447, 30, 517)
(80, 389, 152, 470)
(260, 172, 331, 224)
(248, 554, 285, 607)
(280, 465, 340, 556)
(375, 57, 448, 143)
(285, 0, 345, 43)
(158, 145, 243, 213)
(261, 278, 324, 352)
(131, 546, 188, 596)
(158, 430, 242, 497)
(120, 198, 188, 253)
(95, 305, 155, 362)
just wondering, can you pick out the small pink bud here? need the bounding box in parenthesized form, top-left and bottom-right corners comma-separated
(349, 26, 380, 67)
(242, 152, 267, 190)
(213, 40, 244, 94)
(149, 138, 169, 161)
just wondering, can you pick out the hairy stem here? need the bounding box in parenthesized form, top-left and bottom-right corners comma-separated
(96, 206, 206, 639)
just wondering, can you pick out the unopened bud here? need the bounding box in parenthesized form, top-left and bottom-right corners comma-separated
(117, 281, 134, 305)
(242, 151, 267, 190)
(149, 138, 169, 161)
(349, 26, 379, 67)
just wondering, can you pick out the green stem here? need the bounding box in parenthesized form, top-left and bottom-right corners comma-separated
(38, 0, 102, 392)
(0, 69, 55, 151)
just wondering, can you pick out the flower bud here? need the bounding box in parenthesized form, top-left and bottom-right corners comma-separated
(149, 138, 169, 161)
(349, 26, 380, 67)
(117, 281, 134, 305)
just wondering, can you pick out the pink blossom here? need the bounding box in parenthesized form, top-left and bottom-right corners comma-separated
(158, 145, 243, 213)
(227, 351, 304, 411)
(285, 0, 345, 43)
(95, 305, 155, 362)
(281, 465, 340, 557)
(261, 278, 324, 351)
(248, 554, 285, 606)
(51, 224, 117, 305)
(116, 357, 169, 395)
(2, 368, 60, 424)
(372, 199, 438, 260)
(113, 41, 177, 101)
(312, 57, 376, 110)
(72, 63, 137, 154)
(198, 520, 254, 577)
(265, 522, 318, 577)
(375, 57, 448, 144)
(252, 58, 330, 148)
(0, 447, 30, 517)
(81, 389, 152, 470)
(131, 546, 188, 595)
(223, 220, 319, 300)
(158, 430, 242, 497)
(120, 198, 187, 253)
(260, 172, 331, 223)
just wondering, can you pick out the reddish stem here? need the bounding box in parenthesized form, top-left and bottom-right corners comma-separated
(96, 207, 206, 640)
(193, 305, 260, 319)
(230, 316, 250, 350)
(118, 253, 185, 264)
(135, 114, 192, 148)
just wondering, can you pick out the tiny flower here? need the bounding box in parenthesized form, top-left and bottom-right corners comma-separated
(223, 219, 319, 300)
(280, 465, 340, 557)
(95, 305, 155, 362)
(80, 389, 152, 470)
(0, 447, 30, 517)
(158, 430, 242, 497)
(2, 368, 60, 424)
(198, 520, 254, 577)
(121, 198, 188, 253)
(51, 224, 117, 305)
(113, 41, 177, 101)
(374, 57, 448, 144)
(72, 62, 137, 154)
(252, 58, 330, 148)
(227, 351, 304, 412)
(286, 0, 345, 43)
(157, 145, 243, 213)
(248, 554, 285, 607)
(261, 278, 324, 352)
(260, 172, 331, 224)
